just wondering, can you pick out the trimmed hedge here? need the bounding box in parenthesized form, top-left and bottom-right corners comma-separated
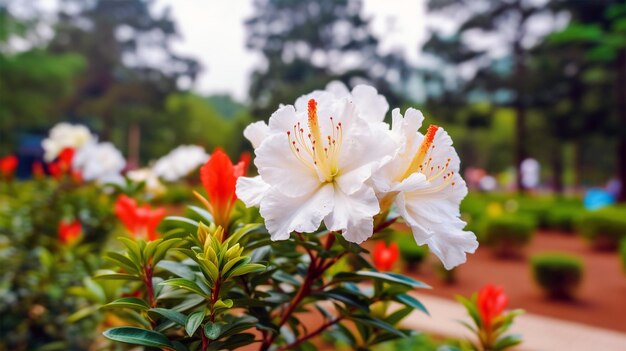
(545, 205, 585, 232)
(576, 206, 626, 250)
(392, 232, 429, 271)
(531, 253, 583, 299)
(482, 215, 536, 257)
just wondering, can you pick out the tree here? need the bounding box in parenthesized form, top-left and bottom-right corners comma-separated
(48, 0, 200, 163)
(424, 0, 553, 192)
(245, 0, 408, 119)
(0, 7, 86, 154)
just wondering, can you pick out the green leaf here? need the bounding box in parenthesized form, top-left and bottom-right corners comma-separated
(157, 260, 196, 280)
(165, 216, 199, 228)
(321, 290, 369, 312)
(148, 308, 187, 326)
(351, 315, 407, 338)
(161, 278, 210, 298)
(94, 273, 142, 281)
(394, 294, 429, 316)
(493, 334, 523, 351)
(185, 310, 205, 336)
(118, 237, 143, 264)
(334, 271, 430, 288)
(385, 306, 413, 325)
(204, 322, 224, 339)
(188, 205, 214, 223)
(102, 297, 149, 311)
(227, 263, 265, 278)
(105, 252, 139, 274)
(103, 327, 174, 349)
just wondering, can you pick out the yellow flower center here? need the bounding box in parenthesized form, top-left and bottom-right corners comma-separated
(400, 124, 456, 190)
(287, 99, 343, 182)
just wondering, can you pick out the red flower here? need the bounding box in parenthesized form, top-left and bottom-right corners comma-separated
(198, 148, 249, 229)
(373, 241, 400, 271)
(477, 284, 508, 329)
(114, 195, 166, 241)
(32, 161, 45, 179)
(48, 147, 80, 181)
(58, 219, 82, 245)
(0, 155, 18, 179)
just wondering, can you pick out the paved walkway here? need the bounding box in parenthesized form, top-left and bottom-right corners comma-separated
(401, 293, 626, 351)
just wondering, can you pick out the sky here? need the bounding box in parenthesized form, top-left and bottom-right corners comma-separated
(157, 0, 427, 102)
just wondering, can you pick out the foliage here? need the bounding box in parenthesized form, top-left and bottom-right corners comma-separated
(545, 204, 585, 232)
(576, 205, 626, 250)
(0, 179, 115, 349)
(531, 252, 583, 299)
(481, 215, 536, 257)
(96, 203, 431, 350)
(456, 286, 523, 351)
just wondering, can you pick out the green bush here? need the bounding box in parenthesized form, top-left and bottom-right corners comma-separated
(392, 232, 429, 271)
(545, 204, 585, 232)
(531, 253, 583, 299)
(482, 215, 536, 257)
(514, 196, 554, 228)
(576, 206, 626, 250)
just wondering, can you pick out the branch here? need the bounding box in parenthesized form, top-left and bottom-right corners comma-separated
(275, 317, 344, 351)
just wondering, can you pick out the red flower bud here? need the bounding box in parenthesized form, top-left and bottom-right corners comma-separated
(114, 195, 166, 241)
(58, 219, 82, 245)
(199, 148, 248, 229)
(0, 155, 18, 179)
(373, 241, 399, 271)
(477, 283, 508, 329)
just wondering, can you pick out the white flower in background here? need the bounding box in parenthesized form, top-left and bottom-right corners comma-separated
(73, 140, 126, 184)
(237, 90, 396, 243)
(372, 108, 477, 269)
(42, 123, 94, 161)
(127, 168, 166, 196)
(152, 145, 209, 182)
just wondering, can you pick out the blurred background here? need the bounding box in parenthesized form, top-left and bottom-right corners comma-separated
(1, 0, 624, 197)
(1, 0, 625, 349)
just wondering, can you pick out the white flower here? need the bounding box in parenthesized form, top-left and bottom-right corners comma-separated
(42, 123, 94, 161)
(128, 168, 166, 196)
(73, 140, 126, 184)
(372, 108, 478, 269)
(152, 145, 209, 182)
(237, 90, 396, 243)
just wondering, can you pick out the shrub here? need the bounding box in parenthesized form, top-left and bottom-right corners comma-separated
(515, 196, 553, 228)
(576, 206, 626, 250)
(531, 253, 583, 299)
(392, 232, 429, 271)
(482, 215, 536, 257)
(545, 204, 584, 232)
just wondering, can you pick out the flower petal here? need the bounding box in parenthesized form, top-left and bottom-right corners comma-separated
(236, 176, 270, 207)
(243, 121, 270, 148)
(350, 85, 389, 123)
(255, 133, 321, 197)
(260, 184, 334, 240)
(425, 224, 478, 270)
(324, 184, 379, 244)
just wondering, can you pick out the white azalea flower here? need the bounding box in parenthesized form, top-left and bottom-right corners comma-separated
(73, 140, 126, 184)
(373, 108, 478, 269)
(237, 91, 396, 243)
(128, 168, 166, 196)
(152, 145, 209, 182)
(42, 123, 94, 161)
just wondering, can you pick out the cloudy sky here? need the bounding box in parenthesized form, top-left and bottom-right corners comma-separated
(157, 0, 427, 101)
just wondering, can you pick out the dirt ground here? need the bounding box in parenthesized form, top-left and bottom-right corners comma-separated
(407, 230, 626, 333)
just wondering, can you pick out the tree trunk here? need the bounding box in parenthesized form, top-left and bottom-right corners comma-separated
(552, 144, 564, 195)
(616, 49, 626, 202)
(128, 123, 141, 170)
(514, 41, 527, 193)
